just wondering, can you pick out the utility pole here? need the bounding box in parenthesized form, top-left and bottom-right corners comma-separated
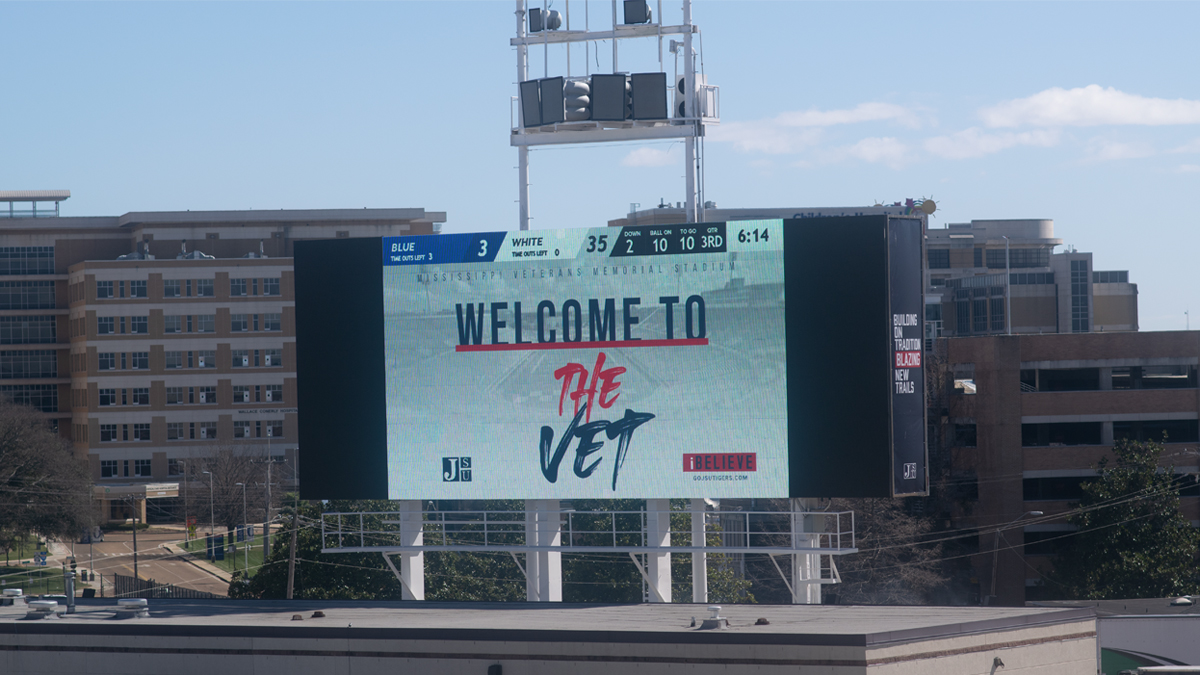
(130, 497, 139, 582)
(286, 494, 299, 599)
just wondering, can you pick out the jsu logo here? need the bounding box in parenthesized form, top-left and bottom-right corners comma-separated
(443, 457, 472, 482)
(903, 463, 918, 480)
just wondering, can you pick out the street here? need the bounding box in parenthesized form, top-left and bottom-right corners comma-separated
(67, 529, 229, 597)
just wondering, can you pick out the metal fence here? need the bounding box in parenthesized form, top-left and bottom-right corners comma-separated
(111, 573, 221, 599)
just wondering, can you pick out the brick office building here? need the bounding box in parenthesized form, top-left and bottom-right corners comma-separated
(0, 192, 443, 517)
(944, 331, 1199, 605)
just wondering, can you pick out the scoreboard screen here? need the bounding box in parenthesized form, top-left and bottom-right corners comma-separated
(296, 217, 926, 500)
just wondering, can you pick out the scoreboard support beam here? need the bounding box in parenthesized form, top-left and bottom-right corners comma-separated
(398, 500, 425, 601)
(691, 499, 708, 604)
(646, 499, 672, 603)
(525, 499, 563, 602)
(792, 499, 822, 605)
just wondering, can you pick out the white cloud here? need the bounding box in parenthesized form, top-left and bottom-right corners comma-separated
(1170, 138, 1200, 154)
(709, 102, 920, 155)
(1082, 139, 1155, 162)
(620, 147, 677, 167)
(775, 102, 921, 129)
(981, 85, 1200, 128)
(1178, 164, 1200, 173)
(707, 123, 822, 155)
(923, 128, 1060, 159)
(843, 137, 910, 168)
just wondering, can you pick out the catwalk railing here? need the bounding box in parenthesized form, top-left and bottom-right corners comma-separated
(320, 507, 856, 555)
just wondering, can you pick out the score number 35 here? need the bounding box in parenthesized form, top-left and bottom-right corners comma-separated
(586, 235, 609, 253)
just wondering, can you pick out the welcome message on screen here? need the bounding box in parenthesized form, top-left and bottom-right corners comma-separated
(381, 222, 788, 499)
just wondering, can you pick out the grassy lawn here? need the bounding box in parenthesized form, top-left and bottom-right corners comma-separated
(181, 536, 267, 577)
(0, 566, 67, 595)
(2, 536, 48, 563)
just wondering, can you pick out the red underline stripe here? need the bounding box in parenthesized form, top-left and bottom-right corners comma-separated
(455, 338, 709, 352)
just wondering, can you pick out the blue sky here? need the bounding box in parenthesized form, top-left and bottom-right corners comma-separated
(3, 2, 1198, 330)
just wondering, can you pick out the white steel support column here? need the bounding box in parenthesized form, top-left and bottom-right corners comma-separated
(516, 0, 531, 231)
(525, 499, 562, 602)
(646, 498, 672, 603)
(691, 498, 707, 603)
(398, 500, 424, 600)
(682, 0, 697, 224)
(791, 498, 821, 604)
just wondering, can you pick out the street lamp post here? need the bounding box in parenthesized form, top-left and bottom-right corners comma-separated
(989, 510, 1043, 604)
(180, 460, 188, 537)
(236, 482, 248, 575)
(202, 470, 215, 537)
(1002, 235, 1012, 335)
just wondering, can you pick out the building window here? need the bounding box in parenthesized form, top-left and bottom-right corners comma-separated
(987, 248, 1050, 269)
(132, 425, 151, 442)
(0, 384, 57, 412)
(163, 279, 181, 298)
(265, 420, 283, 438)
(97, 317, 115, 335)
(927, 249, 950, 269)
(972, 299, 987, 333)
(234, 421, 252, 438)
(954, 423, 977, 447)
(197, 350, 216, 368)
(1114, 420, 1200, 444)
(1010, 272, 1055, 285)
(119, 317, 126, 334)
(168, 458, 182, 475)
(230, 314, 249, 332)
(165, 315, 183, 333)
(989, 298, 1005, 332)
(0, 281, 56, 310)
(264, 349, 282, 367)
(165, 351, 183, 369)
(130, 352, 148, 370)
(0, 350, 57, 379)
(130, 316, 148, 334)
(263, 313, 281, 332)
(0, 247, 54, 275)
(129, 280, 148, 298)
(1022, 422, 1103, 447)
(1071, 259, 1089, 333)
(99, 389, 117, 406)
(263, 278, 280, 296)
(100, 460, 118, 477)
(0, 317, 56, 344)
(133, 457, 152, 474)
(265, 384, 282, 403)
(233, 385, 251, 403)
(1093, 270, 1129, 284)
(973, 247, 983, 268)
(231, 278, 248, 296)
(1023, 476, 1088, 501)
(195, 279, 214, 297)
(198, 386, 216, 404)
(100, 424, 119, 442)
(130, 388, 149, 406)
(198, 422, 217, 439)
(233, 349, 250, 367)
(98, 352, 116, 370)
(96, 280, 114, 299)
(196, 314, 215, 333)
(166, 387, 186, 405)
(167, 423, 185, 441)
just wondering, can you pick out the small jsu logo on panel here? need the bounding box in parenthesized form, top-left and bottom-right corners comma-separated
(903, 463, 918, 480)
(443, 457, 472, 482)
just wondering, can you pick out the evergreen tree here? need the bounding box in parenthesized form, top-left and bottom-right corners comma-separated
(1053, 439, 1200, 599)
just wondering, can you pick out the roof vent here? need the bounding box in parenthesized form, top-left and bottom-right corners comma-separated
(1170, 597, 1193, 606)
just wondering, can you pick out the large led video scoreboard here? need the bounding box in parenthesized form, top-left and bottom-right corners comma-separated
(296, 216, 926, 500)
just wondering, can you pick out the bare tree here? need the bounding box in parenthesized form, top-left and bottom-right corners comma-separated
(0, 403, 93, 550)
(189, 445, 275, 535)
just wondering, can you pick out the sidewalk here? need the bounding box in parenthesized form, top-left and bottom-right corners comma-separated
(165, 542, 233, 584)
